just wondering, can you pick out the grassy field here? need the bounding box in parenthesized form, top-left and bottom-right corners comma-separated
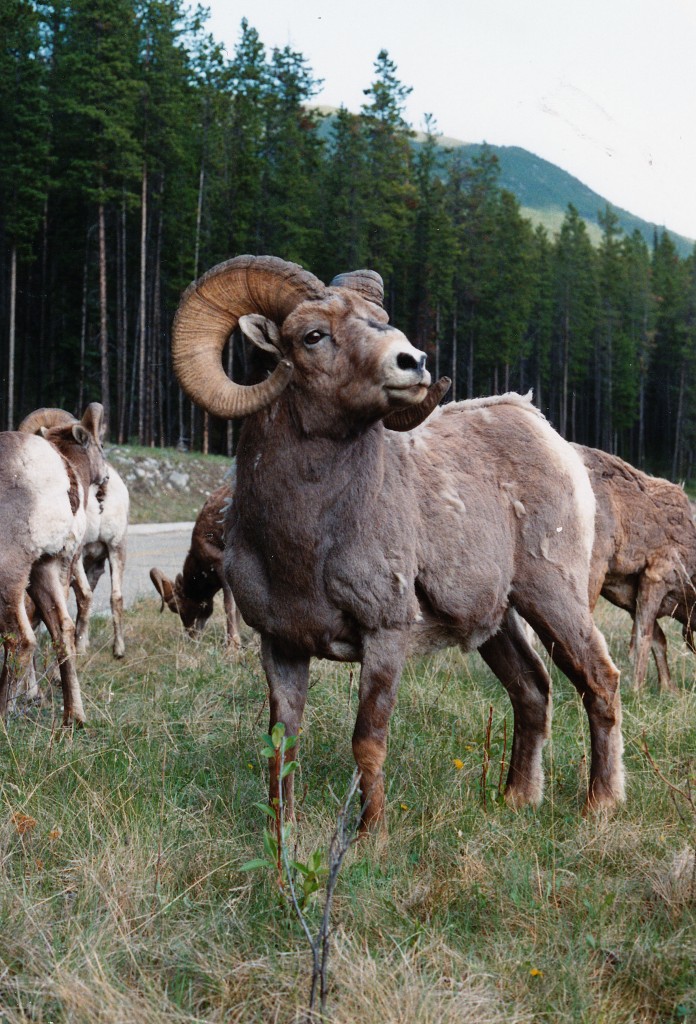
(1, 585, 694, 1023)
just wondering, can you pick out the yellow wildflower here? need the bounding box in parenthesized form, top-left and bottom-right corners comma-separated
(529, 968, 543, 978)
(453, 758, 464, 770)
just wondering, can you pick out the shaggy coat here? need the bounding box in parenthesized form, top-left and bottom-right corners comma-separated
(0, 404, 107, 724)
(75, 465, 130, 658)
(150, 481, 242, 650)
(18, 408, 130, 660)
(171, 255, 624, 828)
(576, 443, 696, 691)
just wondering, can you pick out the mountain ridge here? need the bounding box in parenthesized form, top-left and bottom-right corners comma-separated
(311, 105, 694, 257)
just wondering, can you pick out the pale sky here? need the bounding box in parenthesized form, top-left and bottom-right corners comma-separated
(203, 0, 696, 242)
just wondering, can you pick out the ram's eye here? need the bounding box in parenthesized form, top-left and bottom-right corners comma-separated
(304, 330, 325, 346)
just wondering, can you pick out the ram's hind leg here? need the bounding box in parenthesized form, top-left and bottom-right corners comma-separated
(30, 559, 85, 725)
(108, 546, 126, 658)
(478, 609, 551, 808)
(521, 595, 623, 813)
(0, 594, 37, 716)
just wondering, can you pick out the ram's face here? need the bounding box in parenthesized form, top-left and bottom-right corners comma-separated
(241, 291, 430, 431)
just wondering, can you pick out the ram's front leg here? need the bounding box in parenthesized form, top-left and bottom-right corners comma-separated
(261, 636, 310, 820)
(352, 629, 407, 832)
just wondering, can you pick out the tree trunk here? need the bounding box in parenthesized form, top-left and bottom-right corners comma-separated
(138, 162, 148, 446)
(672, 359, 686, 479)
(117, 196, 128, 444)
(560, 310, 569, 439)
(79, 230, 90, 412)
(98, 197, 110, 433)
(451, 307, 457, 401)
(7, 244, 17, 429)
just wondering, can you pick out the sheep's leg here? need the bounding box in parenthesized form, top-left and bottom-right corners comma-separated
(30, 561, 85, 726)
(478, 609, 551, 808)
(352, 630, 407, 831)
(0, 599, 37, 715)
(108, 546, 126, 658)
(222, 582, 242, 652)
(633, 579, 666, 691)
(261, 636, 310, 820)
(71, 559, 93, 655)
(519, 598, 623, 813)
(650, 621, 677, 693)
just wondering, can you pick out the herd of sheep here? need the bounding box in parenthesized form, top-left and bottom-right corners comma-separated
(2, 253, 695, 833)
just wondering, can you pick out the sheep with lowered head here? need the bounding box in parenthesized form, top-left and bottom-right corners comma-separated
(576, 442, 696, 692)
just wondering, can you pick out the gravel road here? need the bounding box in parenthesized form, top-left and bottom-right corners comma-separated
(87, 522, 195, 617)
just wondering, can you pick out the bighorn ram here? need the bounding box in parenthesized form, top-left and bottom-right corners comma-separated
(150, 481, 242, 649)
(0, 403, 107, 724)
(576, 443, 696, 692)
(172, 254, 624, 828)
(18, 408, 130, 659)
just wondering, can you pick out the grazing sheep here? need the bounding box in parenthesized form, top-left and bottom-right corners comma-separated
(150, 481, 242, 650)
(171, 254, 624, 829)
(18, 408, 130, 659)
(0, 403, 107, 724)
(576, 443, 696, 692)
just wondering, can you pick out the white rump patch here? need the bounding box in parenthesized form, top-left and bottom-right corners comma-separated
(20, 436, 86, 558)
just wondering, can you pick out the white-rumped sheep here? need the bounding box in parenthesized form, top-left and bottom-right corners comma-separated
(576, 443, 696, 692)
(18, 408, 130, 659)
(150, 481, 242, 650)
(171, 254, 624, 830)
(0, 403, 107, 724)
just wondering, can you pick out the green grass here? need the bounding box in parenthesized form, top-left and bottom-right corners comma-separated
(0, 600, 694, 1023)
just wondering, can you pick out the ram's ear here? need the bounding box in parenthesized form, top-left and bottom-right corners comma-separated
(71, 423, 91, 447)
(239, 314, 283, 359)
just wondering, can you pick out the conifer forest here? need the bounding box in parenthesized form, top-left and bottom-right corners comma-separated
(2, 0, 696, 478)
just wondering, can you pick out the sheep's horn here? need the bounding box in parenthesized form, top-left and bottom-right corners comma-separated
(18, 407, 76, 433)
(329, 269, 384, 307)
(384, 377, 452, 431)
(80, 402, 106, 441)
(172, 255, 325, 420)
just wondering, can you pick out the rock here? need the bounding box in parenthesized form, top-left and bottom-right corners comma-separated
(169, 470, 190, 490)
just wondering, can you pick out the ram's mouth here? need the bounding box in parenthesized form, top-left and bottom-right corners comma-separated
(384, 382, 429, 403)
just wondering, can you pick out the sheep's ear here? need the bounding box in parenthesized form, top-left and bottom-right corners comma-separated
(71, 423, 91, 447)
(239, 314, 283, 358)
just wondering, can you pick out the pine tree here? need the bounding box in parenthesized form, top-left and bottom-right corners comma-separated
(410, 115, 457, 376)
(360, 50, 417, 318)
(50, 0, 141, 435)
(0, 0, 50, 426)
(552, 204, 597, 439)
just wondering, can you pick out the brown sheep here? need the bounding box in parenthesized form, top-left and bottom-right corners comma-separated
(576, 443, 696, 692)
(150, 481, 242, 650)
(170, 254, 624, 830)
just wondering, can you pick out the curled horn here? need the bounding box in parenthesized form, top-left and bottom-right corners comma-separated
(172, 254, 325, 420)
(384, 377, 452, 432)
(329, 269, 384, 307)
(18, 407, 77, 434)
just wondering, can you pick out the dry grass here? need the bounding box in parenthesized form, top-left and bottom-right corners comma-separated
(0, 597, 694, 1022)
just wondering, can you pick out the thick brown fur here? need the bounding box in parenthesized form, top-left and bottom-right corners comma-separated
(173, 259, 625, 828)
(150, 482, 242, 650)
(576, 443, 696, 691)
